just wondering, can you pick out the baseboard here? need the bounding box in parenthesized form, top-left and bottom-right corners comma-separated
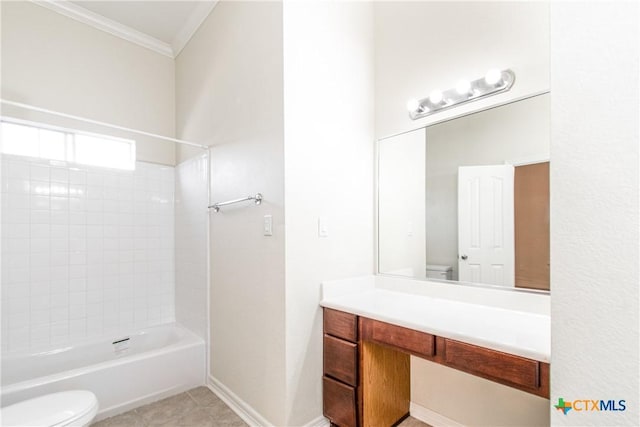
(410, 401, 466, 427)
(207, 375, 329, 427)
(207, 375, 273, 426)
(304, 414, 331, 427)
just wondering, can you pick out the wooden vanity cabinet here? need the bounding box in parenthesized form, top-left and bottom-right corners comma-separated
(323, 308, 550, 426)
(323, 308, 360, 427)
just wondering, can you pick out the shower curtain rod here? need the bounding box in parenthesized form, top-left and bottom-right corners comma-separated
(0, 99, 209, 149)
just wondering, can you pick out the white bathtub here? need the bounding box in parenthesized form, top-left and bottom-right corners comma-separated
(1, 323, 205, 420)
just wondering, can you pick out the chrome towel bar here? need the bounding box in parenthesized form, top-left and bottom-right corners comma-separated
(208, 193, 263, 212)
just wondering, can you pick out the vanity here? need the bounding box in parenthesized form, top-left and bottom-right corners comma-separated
(339, 52, 551, 426)
(320, 276, 550, 427)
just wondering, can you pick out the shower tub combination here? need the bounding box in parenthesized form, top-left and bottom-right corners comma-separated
(1, 323, 205, 421)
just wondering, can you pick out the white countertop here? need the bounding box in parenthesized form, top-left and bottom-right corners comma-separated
(320, 276, 550, 363)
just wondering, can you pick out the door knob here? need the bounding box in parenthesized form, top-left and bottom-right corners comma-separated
(460, 254, 468, 260)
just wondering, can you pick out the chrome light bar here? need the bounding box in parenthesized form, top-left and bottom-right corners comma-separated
(407, 69, 515, 120)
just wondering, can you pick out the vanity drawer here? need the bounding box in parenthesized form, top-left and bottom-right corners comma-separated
(323, 376, 357, 427)
(363, 318, 434, 358)
(444, 339, 540, 389)
(324, 335, 358, 386)
(324, 308, 358, 342)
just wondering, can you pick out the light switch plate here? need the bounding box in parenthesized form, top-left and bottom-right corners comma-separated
(263, 215, 273, 236)
(318, 217, 329, 238)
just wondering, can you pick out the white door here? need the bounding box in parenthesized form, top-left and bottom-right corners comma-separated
(458, 165, 514, 286)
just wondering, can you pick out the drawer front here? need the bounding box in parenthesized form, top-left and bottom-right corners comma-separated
(324, 309, 358, 342)
(367, 319, 434, 358)
(445, 339, 540, 389)
(323, 376, 357, 427)
(324, 335, 358, 386)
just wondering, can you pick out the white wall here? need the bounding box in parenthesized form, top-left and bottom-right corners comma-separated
(374, 3, 551, 425)
(1, 155, 175, 353)
(175, 2, 287, 425)
(550, 2, 639, 425)
(374, 1, 549, 139)
(174, 154, 208, 339)
(282, 2, 374, 424)
(378, 128, 426, 277)
(0, 1, 176, 165)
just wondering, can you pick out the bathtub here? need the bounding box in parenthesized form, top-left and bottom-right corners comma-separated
(1, 323, 205, 420)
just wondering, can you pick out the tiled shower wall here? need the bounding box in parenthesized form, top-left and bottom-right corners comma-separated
(1, 155, 175, 353)
(175, 154, 208, 339)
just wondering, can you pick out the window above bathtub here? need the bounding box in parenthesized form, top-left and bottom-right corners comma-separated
(1, 119, 136, 170)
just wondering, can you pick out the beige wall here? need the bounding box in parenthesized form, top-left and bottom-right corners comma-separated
(283, 2, 374, 424)
(374, 1, 549, 139)
(175, 2, 286, 425)
(550, 2, 639, 425)
(0, 1, 176, 165)
(374, 2, 551, 425)
(176, 3, 374, 425)
(412, 361, 550, 426)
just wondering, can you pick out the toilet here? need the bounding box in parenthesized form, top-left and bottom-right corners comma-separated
(426, 264, 453, 280)
(1, 390, 99, 427)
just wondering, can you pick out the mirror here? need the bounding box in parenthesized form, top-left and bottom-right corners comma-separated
(378, 93, 550, 291)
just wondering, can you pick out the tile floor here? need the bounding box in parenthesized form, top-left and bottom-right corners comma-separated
(91, 387, 247, 427)
(398, 416, 431, 427)
(91, 386, 430, 427)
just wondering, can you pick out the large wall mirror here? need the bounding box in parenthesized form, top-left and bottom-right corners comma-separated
(378, 93, 550, 291)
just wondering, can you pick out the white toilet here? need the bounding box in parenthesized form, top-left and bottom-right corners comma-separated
(1, 390, 99, 427)
(426, 264, 453, 280)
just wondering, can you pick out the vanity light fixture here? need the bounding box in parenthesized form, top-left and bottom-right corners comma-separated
(429, 90, 444, 105)
(455, 79, 472, 96)
(407, 68, 515, 120)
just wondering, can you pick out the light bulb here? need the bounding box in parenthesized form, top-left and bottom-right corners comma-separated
(429, 90, 443, 104)
(456, 80, 472, 95)
(406, 98, 421, 112)
(484, 69, 503, 86)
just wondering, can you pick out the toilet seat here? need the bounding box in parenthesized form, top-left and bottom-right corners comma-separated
(1, 390, 99, 427)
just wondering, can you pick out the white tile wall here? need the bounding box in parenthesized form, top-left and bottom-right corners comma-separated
(174, 154, 208, 339)
(1, 155, 175, 353)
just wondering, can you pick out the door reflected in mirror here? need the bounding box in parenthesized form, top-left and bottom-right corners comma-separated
(378, 93, 550, 291)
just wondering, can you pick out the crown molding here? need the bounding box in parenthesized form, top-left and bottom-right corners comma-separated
(32, 0, 175, 58)
(172, 1, 219, 57)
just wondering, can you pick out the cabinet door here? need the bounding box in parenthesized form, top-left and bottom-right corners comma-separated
(324, 308, 358, 342)
(323, 376, 357, 427)
(324, 335, 358, 386)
